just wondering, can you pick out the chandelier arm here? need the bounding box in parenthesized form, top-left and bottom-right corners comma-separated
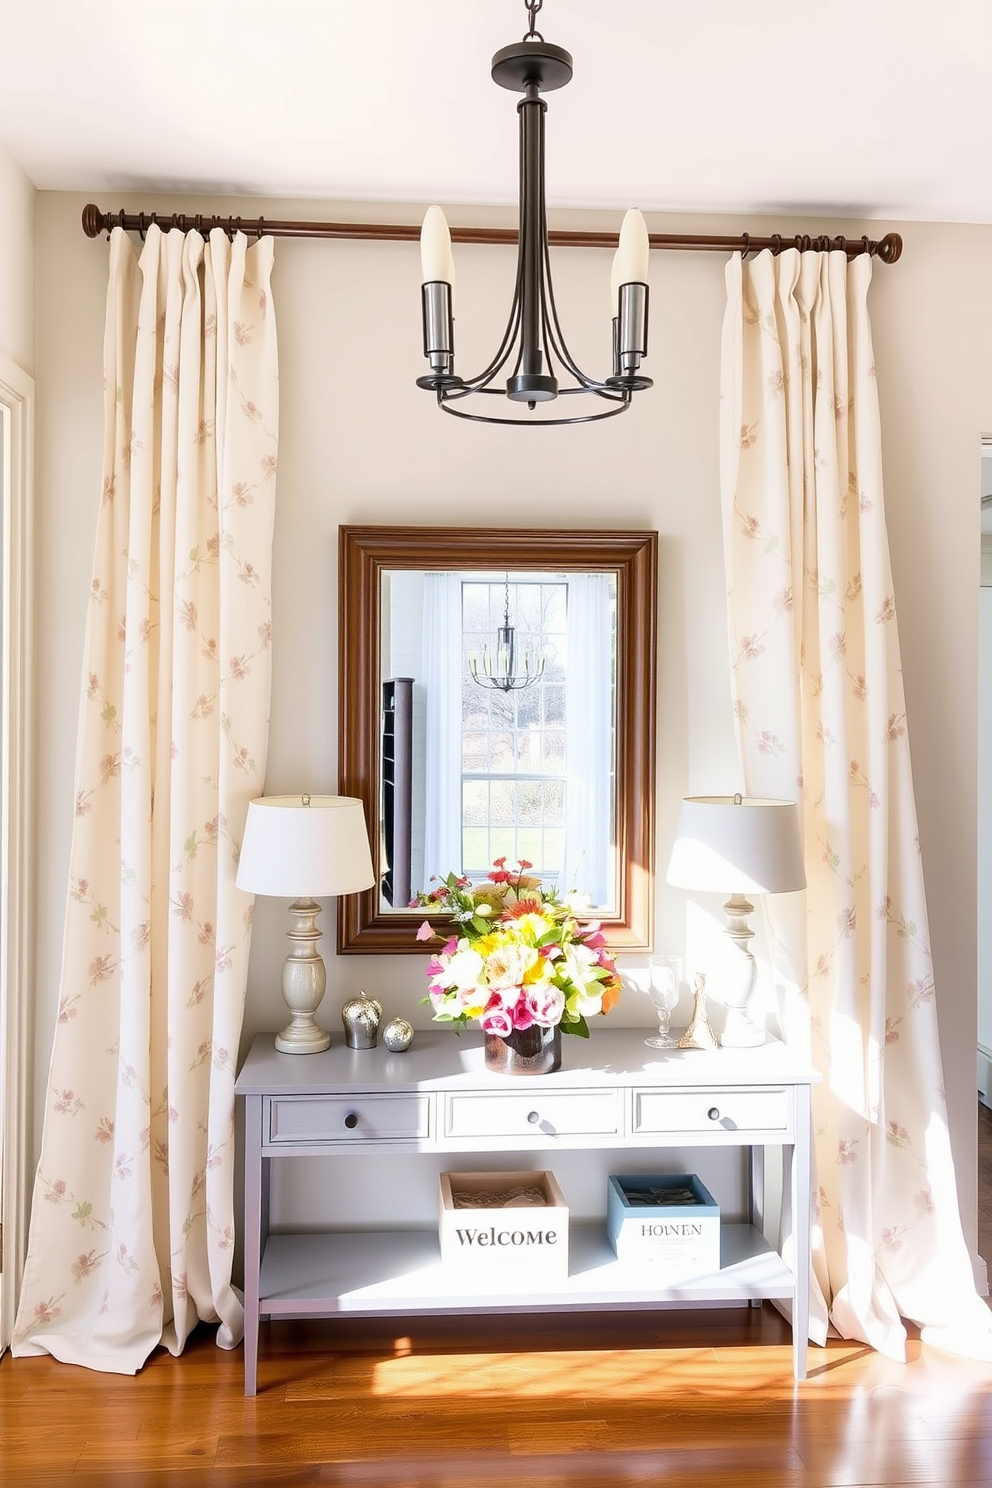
(459, 282, 525, 390)
(535, 118, 603, 393)
(540, 259, 601, 390)
(451, 176, 529, 392)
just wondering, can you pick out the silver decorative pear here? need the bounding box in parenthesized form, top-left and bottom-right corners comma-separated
(341, 991, 383, 1049)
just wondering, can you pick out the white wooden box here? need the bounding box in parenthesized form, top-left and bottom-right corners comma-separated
(606, 1173, 720, 1278)
(439, 1170, 569, 1282)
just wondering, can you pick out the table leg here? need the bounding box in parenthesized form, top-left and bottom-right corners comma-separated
(243, 1094, 264, 1396)
(791, 1083, 812, 1381)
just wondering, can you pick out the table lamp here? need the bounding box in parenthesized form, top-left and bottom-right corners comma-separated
(665, 794, 806, 1047)
(236, 793, 375, 1054)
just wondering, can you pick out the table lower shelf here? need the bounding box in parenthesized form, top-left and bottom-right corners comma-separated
(256, 1222, 795, 1317)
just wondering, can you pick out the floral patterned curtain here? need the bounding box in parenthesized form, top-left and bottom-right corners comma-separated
(719, 247, 992, 1361)
(13, 224, 278, 1372)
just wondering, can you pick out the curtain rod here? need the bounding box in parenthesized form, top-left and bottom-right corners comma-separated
(80, 204, 903, 264)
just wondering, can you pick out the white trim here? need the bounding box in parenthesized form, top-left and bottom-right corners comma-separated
(0, 351, 34, 1354)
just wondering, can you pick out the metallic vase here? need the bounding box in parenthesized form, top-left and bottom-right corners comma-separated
(484, 1024, 561, 1075)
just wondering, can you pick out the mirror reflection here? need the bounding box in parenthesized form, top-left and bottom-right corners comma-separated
(380, 570, 618, 912)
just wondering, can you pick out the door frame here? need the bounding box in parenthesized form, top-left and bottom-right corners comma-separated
(1, 351, 34, 1352)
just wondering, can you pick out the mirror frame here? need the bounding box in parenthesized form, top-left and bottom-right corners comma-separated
(337, 525, 657, 954)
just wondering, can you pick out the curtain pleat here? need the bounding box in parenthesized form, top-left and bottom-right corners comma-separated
(13, 224, 278, 1372)
(719, 247, 992, 1360)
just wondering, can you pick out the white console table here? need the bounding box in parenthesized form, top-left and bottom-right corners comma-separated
(235, 1028, 818, 1395)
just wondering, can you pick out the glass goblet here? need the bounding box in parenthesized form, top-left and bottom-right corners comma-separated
(645, 954, 680, 1048)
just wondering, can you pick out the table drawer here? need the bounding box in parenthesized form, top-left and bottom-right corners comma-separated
(632, 1087, 792, 1137)
(444, 1088, 621, 1139)
(266, 1093, 431, 1145)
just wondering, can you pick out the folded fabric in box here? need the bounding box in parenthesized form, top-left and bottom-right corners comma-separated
(606, 1172, 720, 1278)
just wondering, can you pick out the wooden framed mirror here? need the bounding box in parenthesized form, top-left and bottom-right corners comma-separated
(337, 526, 657, 953)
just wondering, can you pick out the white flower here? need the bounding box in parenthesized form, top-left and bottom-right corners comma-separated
(561, 889, 593, 914)
(432, 946, 485, 994)
(484, 941, 538, 990)
(561, 944, 604, 1012)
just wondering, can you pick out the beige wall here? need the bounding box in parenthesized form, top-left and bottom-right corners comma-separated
(31, 193, 991, 1258)
(0, 143, 35, 373)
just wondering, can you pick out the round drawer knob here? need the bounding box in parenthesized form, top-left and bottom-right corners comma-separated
(527, 1110, 540, 1125)
(344, 1112, 359, 1130)
(707, 1107, 721, 1121)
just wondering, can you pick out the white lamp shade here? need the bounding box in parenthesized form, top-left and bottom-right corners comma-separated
(666, 795, 806, 896)
(236, 794, 375, 899)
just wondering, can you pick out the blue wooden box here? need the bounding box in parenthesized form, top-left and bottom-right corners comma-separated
(606, 1173, 721, 1276)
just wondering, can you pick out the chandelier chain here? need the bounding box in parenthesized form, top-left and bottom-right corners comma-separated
(524, 0, 544, 42)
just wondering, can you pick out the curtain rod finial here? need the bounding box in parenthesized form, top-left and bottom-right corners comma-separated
(877, 232, 903, 264)
(81, 204, 105, 239)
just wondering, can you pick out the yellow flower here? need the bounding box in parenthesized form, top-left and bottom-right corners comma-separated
(512, 911, 555, 943)
(522, 954, 553, 988)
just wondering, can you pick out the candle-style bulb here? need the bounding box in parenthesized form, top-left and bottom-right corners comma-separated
(421, 205, 453, 286)
(615, 208, 650, 286)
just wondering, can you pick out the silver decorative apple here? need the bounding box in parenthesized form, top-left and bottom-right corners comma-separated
(382, 1016, 414, 1052)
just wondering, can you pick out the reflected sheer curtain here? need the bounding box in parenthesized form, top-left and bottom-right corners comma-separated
(564, 574, 612, 903)
(422, 572, 463, 882)
(13, 224, 278, 1373)
(720, 246, 992, 1360)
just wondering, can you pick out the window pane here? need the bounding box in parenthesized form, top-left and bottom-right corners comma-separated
(490, 780, 515, 825)
(542, 731, 565, 770)
(462, 732, 489, 771)
(543, 684, 565, 725)
(463, 780, 489, 826)
(462, 826, 490, 868)
(490, 731, 515, 770)
(518, 780, 542, 819)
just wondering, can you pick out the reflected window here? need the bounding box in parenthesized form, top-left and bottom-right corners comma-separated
(383, 569, 616, 909)
(460, 578, 567, 876)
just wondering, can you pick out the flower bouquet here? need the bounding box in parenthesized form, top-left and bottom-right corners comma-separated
(414, 858, 622, 1044)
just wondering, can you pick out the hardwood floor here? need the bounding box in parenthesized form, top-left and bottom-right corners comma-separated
(2, 1114, 992, 1487)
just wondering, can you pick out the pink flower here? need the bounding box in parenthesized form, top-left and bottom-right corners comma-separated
(480, 1007, 514, 1037)
(526, 984, 565, 1027)
(416, 920, 434, 942)
(509, 996, 535, 1030)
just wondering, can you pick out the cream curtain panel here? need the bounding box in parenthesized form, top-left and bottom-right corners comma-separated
(13, 225, 278, 1373)
(720, 247, 992, 1360)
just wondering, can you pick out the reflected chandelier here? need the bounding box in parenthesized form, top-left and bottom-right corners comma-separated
(470, 575, 545, 693)
(417, 0, 652, 427)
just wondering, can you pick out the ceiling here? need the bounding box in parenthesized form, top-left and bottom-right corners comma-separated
(1, 0, 991, 224)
